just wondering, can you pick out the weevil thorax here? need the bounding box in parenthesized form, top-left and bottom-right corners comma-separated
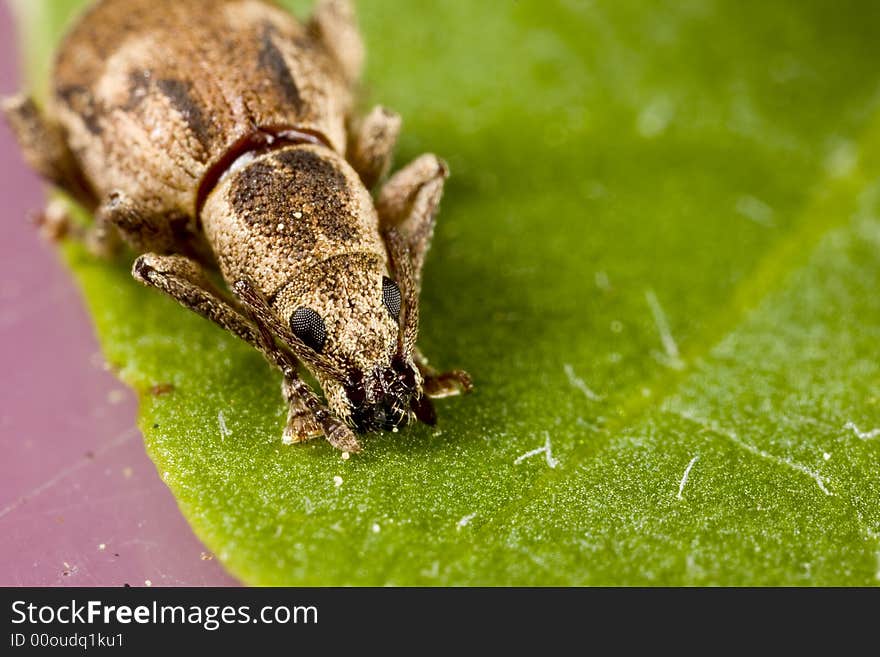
(201, 143, 423, 431)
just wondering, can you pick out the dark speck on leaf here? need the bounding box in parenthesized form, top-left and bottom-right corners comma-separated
(150, 382, 175, 396)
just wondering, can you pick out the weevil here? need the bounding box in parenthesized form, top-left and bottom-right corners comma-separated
(3, 0, 471, 453)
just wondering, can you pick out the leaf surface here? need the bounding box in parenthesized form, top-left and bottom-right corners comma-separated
(15, 0, 880, 584)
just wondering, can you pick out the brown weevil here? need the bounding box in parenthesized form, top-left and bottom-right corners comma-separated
(3, 0, 472, 453)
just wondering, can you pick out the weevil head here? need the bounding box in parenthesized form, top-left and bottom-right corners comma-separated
(273, 258, 433, 432)
(203, 142, 435, 434)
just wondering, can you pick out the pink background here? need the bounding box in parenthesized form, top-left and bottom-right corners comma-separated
(0, 4, 238, 586)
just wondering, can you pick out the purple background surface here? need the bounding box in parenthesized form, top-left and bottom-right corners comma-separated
(0, 4, 238, 586)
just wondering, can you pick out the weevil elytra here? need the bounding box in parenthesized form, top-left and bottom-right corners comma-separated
(3, 0, 471, 453)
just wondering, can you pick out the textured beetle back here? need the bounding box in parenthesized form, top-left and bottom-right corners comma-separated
(201, 143, 387, 303)
(52, 0, 352, 223)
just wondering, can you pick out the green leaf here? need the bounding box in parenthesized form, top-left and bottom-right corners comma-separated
(16, 0, 880, 585)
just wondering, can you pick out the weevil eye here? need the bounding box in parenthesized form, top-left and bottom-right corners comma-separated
(290, 307, 327, 352)
(382, 276, 401, 321)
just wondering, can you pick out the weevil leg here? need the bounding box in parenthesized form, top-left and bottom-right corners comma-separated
(95, 191, 174, 255)
(31, 189, 163, 259)
(30, 195, 121, 257)
(42, 190, 159, 259)
(347, 105, 401, 189)
(131, 253, 354, 449)
(1, 94, 95, 209)
(414, 347, 473, 399)
(378, 158, 471, 397)
(377, 153, 449, 292)
(232, 279, 363, 453)
(99, 191, 215, 264)
(281, 377, 323, 444)
(132, 253, 263, 346)
(34, 198, 75, 243)
(279, 374, 361, 453)
(308, 0, 364, 86)
(3, 94, 111, 253)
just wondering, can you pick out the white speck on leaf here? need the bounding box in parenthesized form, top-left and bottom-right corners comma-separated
(144, 579, 152, 587)
(736, 195, 775, 227)
(514, 446, 545, 465)
(825, 140, 857, 178)
(677, 455, 699, 500)
(457, 512, 477, 530)
(333, 475, 343, 488)
(646, 289, 684, 370)
(823, 452, 832, 461)
(372, 523, 381, 533)
(671, 410, 832, 496)
(636, 95, 675, 138)
(514, 432, 559, 469)
(563, 363, 603, 401)
(595, 270, 611, 291)
(844, 421, 880, 440)
(218, 411, 231, 439)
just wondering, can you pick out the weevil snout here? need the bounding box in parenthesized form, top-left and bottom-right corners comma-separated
(345, 358, 435, 432)
(351, 398, 411, 433)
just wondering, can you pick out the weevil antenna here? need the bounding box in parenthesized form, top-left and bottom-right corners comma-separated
(383, 227, 419, 358)
(232, 279, 346, 380)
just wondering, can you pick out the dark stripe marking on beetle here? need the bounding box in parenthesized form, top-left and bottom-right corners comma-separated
(156, 78, 213, 151)
(57, 85, 103, 135)
(229, 147, 360, 245)
(258, 26, 302, 109)
(276, 148, 359, 243)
